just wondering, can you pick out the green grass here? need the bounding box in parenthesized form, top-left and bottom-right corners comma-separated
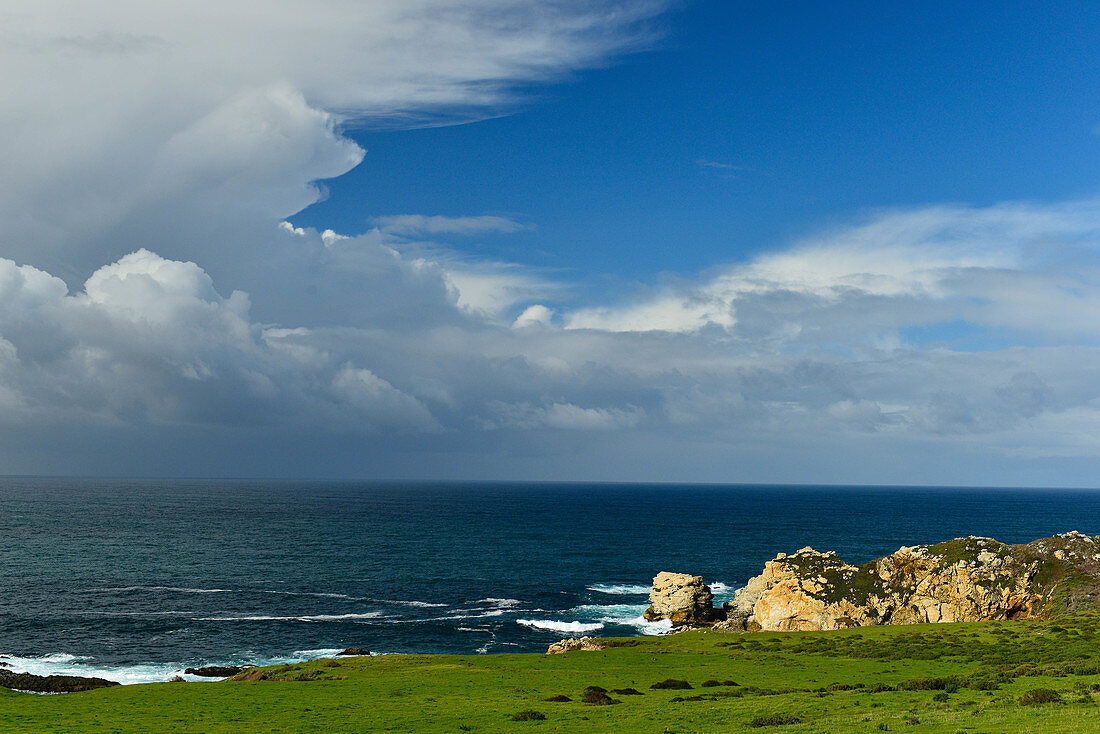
(7, 617, 1100, 732)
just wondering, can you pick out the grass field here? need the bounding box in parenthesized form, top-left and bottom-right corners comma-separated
(5, 616, 1100, 732)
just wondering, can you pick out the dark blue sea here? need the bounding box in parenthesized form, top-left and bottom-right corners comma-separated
(4, 479, 1100, 683)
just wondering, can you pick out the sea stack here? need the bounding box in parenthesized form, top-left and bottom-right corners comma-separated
(643, 571, 722, 627)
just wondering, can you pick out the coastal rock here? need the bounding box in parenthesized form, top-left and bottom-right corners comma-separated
(0, 668, 119, 693)
(643, 572, 720, 627)
(719, 532, 1100, 632)
(184, 665, 249, 678)
(337, 647, 370, 656)
(546, 637, 605, 654)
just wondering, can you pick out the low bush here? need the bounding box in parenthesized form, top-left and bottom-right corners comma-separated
(650, 679, 693, 690)
(1019, 688, 1062, 705)
(580, 690, 620, 705)
(900, 677, 948, 691)
(511, 710, 546, 721)
(749, 714, 802, 727)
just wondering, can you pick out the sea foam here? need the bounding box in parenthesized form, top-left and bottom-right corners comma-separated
(516, 619, 605, 633)
(587, 583, 650, 595)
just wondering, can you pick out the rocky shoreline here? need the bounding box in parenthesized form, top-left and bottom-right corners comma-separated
(9, 531, 1100, 688)
(639, 532, 1100, 634)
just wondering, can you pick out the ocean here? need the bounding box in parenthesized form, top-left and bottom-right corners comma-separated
(4, 479, 1100, 684)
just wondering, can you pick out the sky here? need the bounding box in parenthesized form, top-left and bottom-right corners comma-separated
(4, 0, 1100, 485)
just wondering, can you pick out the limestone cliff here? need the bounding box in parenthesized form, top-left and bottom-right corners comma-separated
(648, 532, 1100, 632)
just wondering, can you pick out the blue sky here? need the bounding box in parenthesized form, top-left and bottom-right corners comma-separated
(298, 1, 1100, 291)
(4, 0, 1100, 485)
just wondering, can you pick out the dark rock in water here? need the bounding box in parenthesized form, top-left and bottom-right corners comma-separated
(184, 666, 248, 678)
(337, 647, 370, 656)
(0, 662, 9, 668)
(0, 668, 118, 693)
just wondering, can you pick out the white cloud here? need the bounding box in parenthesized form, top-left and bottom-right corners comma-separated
(374, 215, 526, 236)
(566, 199, 1100, 338)
(0, 0, 668, 276)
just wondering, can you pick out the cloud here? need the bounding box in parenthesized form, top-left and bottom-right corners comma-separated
(374, 215, 526, 236)
(7, 197, 1100, 482)
(565, 199, 1100, 340)
(9, 1, 1100, 484)
(0, 0, 669, 278)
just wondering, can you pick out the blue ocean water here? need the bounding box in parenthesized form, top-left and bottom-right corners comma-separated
(3, 479, 1100, 684)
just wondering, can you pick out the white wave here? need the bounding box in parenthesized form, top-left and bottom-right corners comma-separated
(709, 581, 733, 593)
(622, 615, 673, 635)
(87, 586, 234, 594)
(0, 655, 191, 685)
(0, 648, 355, 686)
(587, 583, 650, 595)
(571, 603, 647, 620)
(477, 598, 522, 607)
(196, 612, 384, 622)
(561, 603, 672, 636)
(516, 619, 605, 633)
(290, 648, 344, 658)
(374, 599, 448, 608)
(438, 610, 505, 621)
(262, 590, 365, 600)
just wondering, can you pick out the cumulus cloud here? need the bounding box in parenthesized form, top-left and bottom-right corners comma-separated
(0, 0, 668, 277)
(6, 198, 1100, 482)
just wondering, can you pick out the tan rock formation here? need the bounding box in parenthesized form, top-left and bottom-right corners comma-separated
(723, 533, 1100, 632)
(643, 571, 718, 627)
(546, 637, 605, 654)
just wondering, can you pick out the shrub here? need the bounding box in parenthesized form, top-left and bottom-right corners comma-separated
(542, 695, 571, 702)
(511, 710, 546, 721)
(581, 685, 607, 694)
(900, 677, 948, 691)
(581, 690, 620, 705)
(868, 683, 896, 693)
(749, 714, 802, 727)
(610, 688, 643, 695)
(1019, 688, 1062, 705)
(650, 679, 693, 690)
(932, 692, 949, 702)
(701, 679, 722, 687)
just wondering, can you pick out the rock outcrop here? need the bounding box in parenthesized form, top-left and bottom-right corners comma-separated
(184, 665, 249, 678)
(643, 571, 720, 627)
(337, 647, 370, 656)
(656, 532, 1100, 633)
(0, 668, 119, 693)
(546, 637, 605, 654)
